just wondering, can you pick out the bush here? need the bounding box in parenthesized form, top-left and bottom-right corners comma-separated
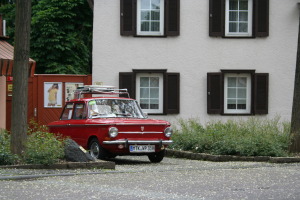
(170, 117, 291, 157)
(0, 129, 19, 165)
(23, 121, 65, 165)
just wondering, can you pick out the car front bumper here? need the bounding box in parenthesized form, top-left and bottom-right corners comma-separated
(103, 139, 173, 145)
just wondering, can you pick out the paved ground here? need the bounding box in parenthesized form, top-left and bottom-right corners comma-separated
(1, 156, 300, 200)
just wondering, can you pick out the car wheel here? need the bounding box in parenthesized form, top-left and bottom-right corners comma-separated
(88, 138, 108, 160)
(148, 149, 165, 163)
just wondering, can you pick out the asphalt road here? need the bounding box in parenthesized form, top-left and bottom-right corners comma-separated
(1, 156, 300, 200)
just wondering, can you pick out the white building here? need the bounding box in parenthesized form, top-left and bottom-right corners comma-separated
(92, 0, 299, 124)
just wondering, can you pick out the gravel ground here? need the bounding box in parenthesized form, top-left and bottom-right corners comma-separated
(1, 156, 300, 200)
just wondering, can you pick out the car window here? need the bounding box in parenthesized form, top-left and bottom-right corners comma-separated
(88, 99, 145, 118)
(61, 103, 74, 120)
(73, 103, 86, 120)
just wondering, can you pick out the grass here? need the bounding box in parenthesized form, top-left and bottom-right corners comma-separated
(169, 117, 291, 157)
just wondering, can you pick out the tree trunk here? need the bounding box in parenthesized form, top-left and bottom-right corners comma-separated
(289, 7, 300, 153)
(86, 0, 93, 12)
(10, 0, 32, 156)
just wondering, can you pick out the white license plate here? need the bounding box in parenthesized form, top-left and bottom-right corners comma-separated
(129, 145, 155, 153)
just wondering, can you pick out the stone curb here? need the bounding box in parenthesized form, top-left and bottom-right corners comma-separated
(165, 149, 300, 163)
(0, 160, 115, 170)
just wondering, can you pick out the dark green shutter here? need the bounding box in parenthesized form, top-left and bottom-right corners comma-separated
(165, 0, 180, 36)
(165, 73, 180, 114)
(254, 0, 269, 37)
(207, 73, 223, 114)
(120, 0, 136, 36)
(209, 0, 224, 37)
(254, 73, 269, 114)
(119, 72, 135, 98)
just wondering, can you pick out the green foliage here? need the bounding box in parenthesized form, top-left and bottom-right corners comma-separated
(23, 120, 65, 165)
(170, 117, 291, 157)
(0, 129, 19, 165)
(0, 0, 93, 74)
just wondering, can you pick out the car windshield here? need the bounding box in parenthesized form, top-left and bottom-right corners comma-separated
(88, 99, 145, 119)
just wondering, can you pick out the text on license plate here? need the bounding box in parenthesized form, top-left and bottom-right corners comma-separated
(129, 145, 155, 153)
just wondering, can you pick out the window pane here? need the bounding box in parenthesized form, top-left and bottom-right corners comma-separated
(228, 77, 236, 87)
(239, 12, 248, 21)
(151, 0, 160, 9)
(140, 88, 149, 98)
(237, 77, 247, 87)
(237, 99, 246, 109)
(229, 11, 238, 21)
(228, 88, 236, 98)
(239, 0, 248, 10)
(150, 77, 159, 87)
(239, 23, 248, 32)
(151, 11, 160, 20)
(140, 99, 149, 109)
(237, 88, 246, 98)
(141, 22, 150, 31)
(141, 0, 150, 9)
(151, 22, 160, 31)
(141, 11, 150, 20)
(227, 99, 236, 109)
(229, 0, 238, 10)
(229, 22, 237, 32)
(150, 88, 159, 98)
(150, 99, 159, 109)
(140, 77, 149, 87)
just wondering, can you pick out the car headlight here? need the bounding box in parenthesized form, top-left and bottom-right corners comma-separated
(109, 127, 118, 138)
(164, 127, 173, 137)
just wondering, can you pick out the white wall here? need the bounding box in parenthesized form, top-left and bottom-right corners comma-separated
(93, 0, 299, 124)
(0, 76, 6, 129)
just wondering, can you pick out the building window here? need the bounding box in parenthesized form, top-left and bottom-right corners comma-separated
(225, 0, 253, 37)
(224, 73, 251, 114)
(136, 73, 164, 113)
(120, 0, 180, 36)
(137, 0, 164, 36)
(209, 0, 269, 37)
(207, 70, 269, 115)
(119, 70, 180, 114)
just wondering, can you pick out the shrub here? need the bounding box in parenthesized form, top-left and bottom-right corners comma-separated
(0, 129, 19, 165)
(23, 121, 65, 165)
(170, 117, 291, 157)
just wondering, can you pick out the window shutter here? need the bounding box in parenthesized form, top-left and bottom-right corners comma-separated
(209, 0, 224, 37)
(254, 73, 269, 114)
(165, 73, 180, 114)
(207, 73, 223, 114)
(254, 0, 269, 37)
(165, 0, 180, 36)
(119, 72, 135, 98)
(120, 0, 136, 36)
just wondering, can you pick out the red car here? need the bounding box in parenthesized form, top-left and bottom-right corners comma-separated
(48, 86, 173, 163)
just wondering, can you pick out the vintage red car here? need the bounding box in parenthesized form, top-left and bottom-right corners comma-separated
(48, 86, 173, 163)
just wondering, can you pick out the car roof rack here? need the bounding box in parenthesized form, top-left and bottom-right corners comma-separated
(74, 85, 130, 99)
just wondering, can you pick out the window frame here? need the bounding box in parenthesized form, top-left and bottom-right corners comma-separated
(136, 0, 165, 36)
(136, 73, 164, 113)
(225, 0, 253, 37)
(224, 73, 252, 114)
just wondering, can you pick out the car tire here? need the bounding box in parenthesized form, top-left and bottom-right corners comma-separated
(148, 149, 165, 163)
(88, 138, 109, 160)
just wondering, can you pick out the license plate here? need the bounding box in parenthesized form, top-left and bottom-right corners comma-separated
(129, 145, 155, 153)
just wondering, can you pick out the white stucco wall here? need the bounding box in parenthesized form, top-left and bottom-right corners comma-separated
(93, 0, 299, 124)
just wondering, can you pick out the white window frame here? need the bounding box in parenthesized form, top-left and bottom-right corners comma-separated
(225, 0, 253, 37)
(136, 73, 164, 114)
(224, 73, 251, 114)
(137, 0, 164, 36)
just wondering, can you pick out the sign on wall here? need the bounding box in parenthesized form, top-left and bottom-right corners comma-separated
(65, 82, 84, 102)
(44, 82, 62, 108)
